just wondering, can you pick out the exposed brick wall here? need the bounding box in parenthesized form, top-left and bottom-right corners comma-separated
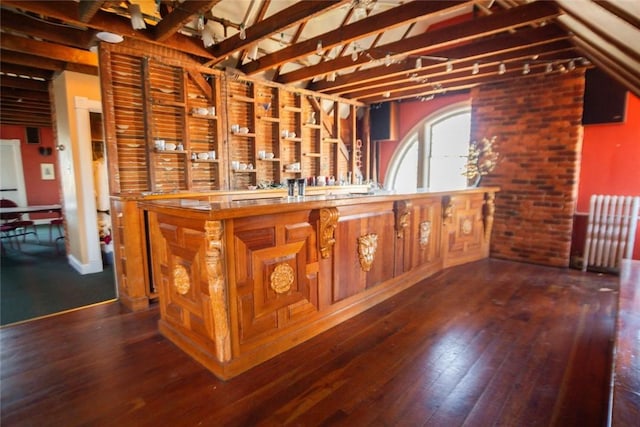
(471, 71, 585, 267)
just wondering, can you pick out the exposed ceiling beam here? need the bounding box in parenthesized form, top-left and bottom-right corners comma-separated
(211, 0, 347, 66)
(78, 0, 105, 23)
(278, 1, 560, 84)
(593, 0, 640, 29)
(555, 0, 640, 63)
(0, 75, 49, 91)
(311, 24, 569, 93)
(0, 49, 98, 75)
(346, 50, 581, 100)
(242, 1, 469, 75)
(0, 0, 215, 60)
(0, 9, 97, 50)
(0, 87, 50, 102)
(0, 63, 54, 80)
(154, 0, 221, 42)
(557, 13, 640, 92)
(1, 33, 98, 67)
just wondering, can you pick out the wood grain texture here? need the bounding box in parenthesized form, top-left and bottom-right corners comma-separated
(0, 259, 618, 426)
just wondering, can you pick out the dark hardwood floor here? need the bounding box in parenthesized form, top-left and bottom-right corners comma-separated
(0, 259, 619, 426)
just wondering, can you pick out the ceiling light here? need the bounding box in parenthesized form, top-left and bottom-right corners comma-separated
(96, 31, 124, 43)
(568, 60, 576, 71)
(545, 63, 553, 73)
(239, 23, 246, 40)
(415, 57, 422, 69)
(382, 91, 391, 98)
(522, 63, 530, 75)
(498, 62, 506, 75)
(129, 3, 146, 30)
(472, 62, 479, 75)
(327, 72, 336, 82)
(446, 61, 453, 73)
(384, 53, 392, 67)
(201, 22, 216, 48)
(248, 44, 259, 61)
(196, 14, 205, 32)
(316, 40, 323, 56)
(351, 46, 358, 62)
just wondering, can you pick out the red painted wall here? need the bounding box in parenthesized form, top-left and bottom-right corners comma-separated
(577, 92, 640, 259)
(1, 124, 61, 219)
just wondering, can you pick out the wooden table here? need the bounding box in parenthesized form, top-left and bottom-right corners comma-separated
(0, 204, 62, 215)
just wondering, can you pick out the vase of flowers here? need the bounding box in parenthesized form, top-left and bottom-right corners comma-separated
(463, 136, 499, 187)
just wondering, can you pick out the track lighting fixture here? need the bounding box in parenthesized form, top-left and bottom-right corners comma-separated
(196, 14, 205, 31)
(446, 61, 453, 73)
(327, 72, 336, 82)
(248, 44, 259, 61)
(129, 3, 146, 30)
(522, 63, 530, 75)
(201, 21, 216, 48)
(472, 62, 479, 75)
(239, 23, 246, 40)
(351, 46, 358, 62)
(568, 60, 576, 71)
(316, 40, 323, 56)
(545, 63, 553, 73)
(382, 91, 391, 98)
(498, 62, 506, 75)
(415, 57, 422, 69)
(384, 53, 392, 67)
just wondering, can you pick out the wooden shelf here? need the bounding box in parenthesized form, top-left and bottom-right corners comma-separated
(152, 99, 185, 108)
(191, 159, 219, 163)
(231, 94, 255, 103)
(258, 116, 280, 122)
(323, 137, 340, 143)
(283, 169, 302, 174)
(259, 158, 280, 162)
(155, 149, 187, 154)
(282, 137, 302, 142)
(232, 169, 257, 173)
(231, 132, 256, 137)
(303, 123, 321, 129)
(303, 152, 321, 157)
(191, 113, 218, 120)
(282, 105, 302, 113)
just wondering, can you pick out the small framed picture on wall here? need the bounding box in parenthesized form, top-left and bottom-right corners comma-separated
(41, 163, 55, 180)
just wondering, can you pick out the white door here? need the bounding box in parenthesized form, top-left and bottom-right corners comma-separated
(0, 139, 28, 207)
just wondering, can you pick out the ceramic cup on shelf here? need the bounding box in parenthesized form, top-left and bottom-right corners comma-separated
(154, 139, 165, 150)
(231, 160, 240, 170)
(281, 130, 289, 138)
(239, 127, 249, 134)
(266, 152, 275, 159)
(239, 163, 248, 170)
(164, 143, 177, 151)
(195, 107, 208, 115)
(197, 152, 209, 160)
(231, 124, 240, 133)
(208, 106, 216, 116)
(258, 150, 266, 159)
(208, 150, 216, 160)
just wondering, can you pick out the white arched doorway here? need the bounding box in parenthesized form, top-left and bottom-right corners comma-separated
(385, 102, 471, 193)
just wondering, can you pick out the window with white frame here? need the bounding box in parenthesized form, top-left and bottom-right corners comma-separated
(385, 103, 471, 193)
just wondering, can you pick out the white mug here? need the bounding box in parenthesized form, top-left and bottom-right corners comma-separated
(209, 150, 216, 160)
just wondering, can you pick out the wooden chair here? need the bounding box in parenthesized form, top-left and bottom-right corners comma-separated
(49, 216, 64, 243)
(0, 199, 39, 243)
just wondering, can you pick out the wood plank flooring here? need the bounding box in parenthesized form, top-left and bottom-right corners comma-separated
(0, 259, 619, 426)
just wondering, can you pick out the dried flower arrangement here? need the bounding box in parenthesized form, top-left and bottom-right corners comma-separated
(463, 136, 499, 186)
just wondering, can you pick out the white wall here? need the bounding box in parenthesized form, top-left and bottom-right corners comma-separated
(52, 71, 103, 274)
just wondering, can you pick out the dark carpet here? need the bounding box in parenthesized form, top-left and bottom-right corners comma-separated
(0, 226, 116, 326)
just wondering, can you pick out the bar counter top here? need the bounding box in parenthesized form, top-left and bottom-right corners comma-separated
(139, 186, 498, 220)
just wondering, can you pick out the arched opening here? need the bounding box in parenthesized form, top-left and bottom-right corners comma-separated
(385, 102, 471, 193)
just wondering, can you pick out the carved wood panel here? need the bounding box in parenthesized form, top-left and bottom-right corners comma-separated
(443, 193, 486, 266)
(231, 211, 319, 349)
(332, 203, 396, 302)
(394, 197, 443, 274)
(150, 213, 230, 362)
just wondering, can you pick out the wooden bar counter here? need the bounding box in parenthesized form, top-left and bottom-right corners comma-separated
(140, 187, 498, 379)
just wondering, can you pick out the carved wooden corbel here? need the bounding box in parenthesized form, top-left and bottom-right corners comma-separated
(318, 208, 339, 259)
(394, 200, 411, 238)
(483, 192, 496, 241)
(205, 220, 231, 363)
(442, 196, 454, 224)
(419, 221, 432, 249)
